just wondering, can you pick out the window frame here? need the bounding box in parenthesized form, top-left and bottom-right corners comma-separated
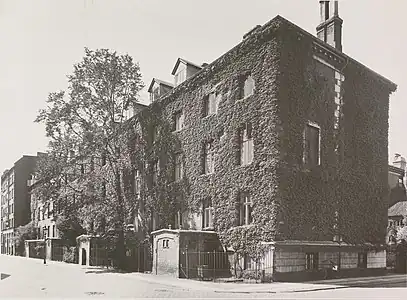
(202, 198, 214, 229)
(305, 252, 319, 270)
(303, 121, 321, 168)
(174, 153, 183, 181)
(241, 74, 255, 99)
(239, 123, 254, 166)
(202, 140, 215, 175)
(239, 192, 253, 226)
(174, 111, 185, 132)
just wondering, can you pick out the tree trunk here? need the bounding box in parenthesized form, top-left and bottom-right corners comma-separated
(115, 170, 127, 270)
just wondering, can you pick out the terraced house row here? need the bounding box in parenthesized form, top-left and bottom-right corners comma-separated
(1, 1, 399, 282)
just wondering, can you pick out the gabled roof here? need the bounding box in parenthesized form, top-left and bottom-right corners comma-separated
(171, 58, 203, 75)
(147, 78, 174, 93)
(388, 201, 407, 217)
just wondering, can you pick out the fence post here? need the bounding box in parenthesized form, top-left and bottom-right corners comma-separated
(213, 250, 216, 282)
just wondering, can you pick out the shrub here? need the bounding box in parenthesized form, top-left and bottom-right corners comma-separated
(63, 246, 78, 264)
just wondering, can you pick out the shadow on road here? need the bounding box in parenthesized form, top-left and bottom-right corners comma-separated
(0, 273, 10, 280)
(84, 268, 131, 275)
(310, 275, 407, 288)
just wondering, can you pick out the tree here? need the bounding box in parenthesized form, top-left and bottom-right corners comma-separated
(35, 48, 144, 269)
(13, 221, 38, 256)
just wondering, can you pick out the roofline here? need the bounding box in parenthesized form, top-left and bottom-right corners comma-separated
(155, 14, 397, 108)
(171, 58, 203, 75)
(275, 15, 397, 92)
(147, 78, 174, 93)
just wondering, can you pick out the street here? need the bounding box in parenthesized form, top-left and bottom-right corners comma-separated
(1, 255, 406, 298)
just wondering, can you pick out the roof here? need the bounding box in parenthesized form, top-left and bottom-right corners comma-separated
(147, 78, 174, 93)
(272, 15, 397, 92)
(388, 201, 407, 217)
(171, 58, 203, 75)
(389, 165, 404, 176)
(154, 15, 397, 106)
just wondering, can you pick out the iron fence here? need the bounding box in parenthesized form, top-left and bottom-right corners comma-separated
(179, 249, 267, 281)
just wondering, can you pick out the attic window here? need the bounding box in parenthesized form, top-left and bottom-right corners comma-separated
(174, 63, 187, 86)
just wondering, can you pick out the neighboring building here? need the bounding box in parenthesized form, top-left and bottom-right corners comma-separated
(1, 154, 41, 255)
(28, 171, 58, 240)
(389, 154, 407, 208)
(144, 0, 397, 280)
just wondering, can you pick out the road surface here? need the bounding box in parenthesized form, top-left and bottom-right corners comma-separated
(1, 255, 406, 298)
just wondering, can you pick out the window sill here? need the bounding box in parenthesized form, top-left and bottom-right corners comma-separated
(235, 93, 255, 104)
(200, 172, 214, 177)
(202, 226, 214, 231)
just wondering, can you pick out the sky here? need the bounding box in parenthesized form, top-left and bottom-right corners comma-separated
(0, 0, 405, 174)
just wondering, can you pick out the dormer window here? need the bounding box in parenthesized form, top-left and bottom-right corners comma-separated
(175, 64, 187, 86)
(172, 58, 203, 87)
(148, 79, 174, 102)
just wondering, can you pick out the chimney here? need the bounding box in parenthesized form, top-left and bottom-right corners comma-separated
(316, 0, 343, 51)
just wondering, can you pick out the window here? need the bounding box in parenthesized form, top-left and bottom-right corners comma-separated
(244, 253, 252, 270)
(152, 160, 159, 184)
(134, 170, 141, 199)
(305, 252, 319, 270)
(357, 252, 367, 268)
(238, 192, 253, 226)
(152, 126, 159, 143)
(203, 198, 214, 229)
(303, 122, 321, 168)
(239, 123, 253, 165)
(174, 153, 183, 181)
(174, 111, 184, 132)
(241, 74, 255, 98)
(203, 140, 215, 174)
(203, 92, 220, 116)
(153, 86, 160, 101)
(175, 64, 187, 86)
(174, 211, 182, 229)
(47, 203, 51, 218)
(52, 225, 56, 238)
(162, 239, 170, 249)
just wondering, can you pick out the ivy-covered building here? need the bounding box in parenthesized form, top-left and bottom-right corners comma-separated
(141, 1, 398, 280)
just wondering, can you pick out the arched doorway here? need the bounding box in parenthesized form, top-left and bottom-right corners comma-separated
(81, 248, 87, 265)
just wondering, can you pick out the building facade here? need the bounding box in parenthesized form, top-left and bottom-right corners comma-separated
(1, 155, 40, 255)
(143, 1, 397, 280)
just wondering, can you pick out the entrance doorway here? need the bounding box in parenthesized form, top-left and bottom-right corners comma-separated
(81, 248, 87, 265)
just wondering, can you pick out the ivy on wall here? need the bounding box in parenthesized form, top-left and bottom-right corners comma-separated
(132, 18, 395, 259)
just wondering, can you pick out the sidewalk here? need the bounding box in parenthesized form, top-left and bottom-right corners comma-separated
(3, 255, 345, 294)
(4, 255, 401, 294)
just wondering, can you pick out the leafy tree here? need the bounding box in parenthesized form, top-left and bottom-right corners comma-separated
(35, 48, 145, 269)
(13, 221, 38, 256)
